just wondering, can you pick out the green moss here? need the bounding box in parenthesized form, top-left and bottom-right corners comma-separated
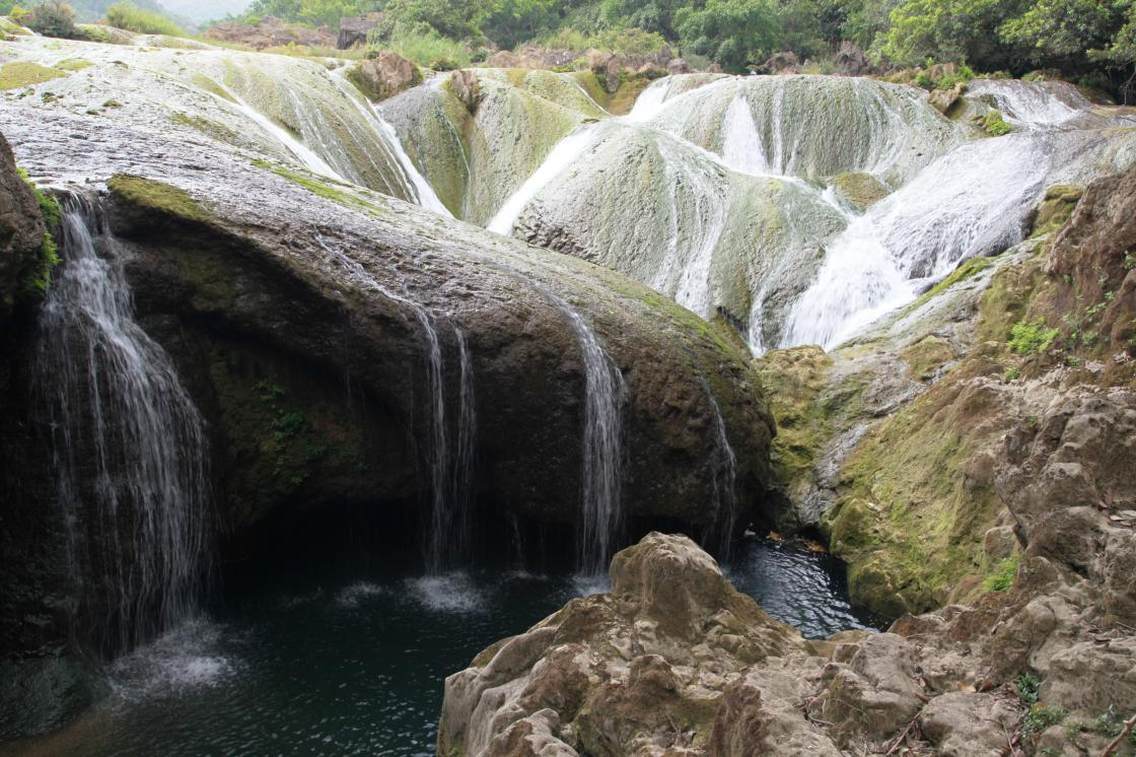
(15, 170, 62, 299)
(0, 61, 66, 90)
(53, 58, 93, 71)
(252, 159, 387, 218)
(170, 112, 239, 144)
(903, 255, 994, 315)
(1030, 184, 1082, 238)
(107, 174, 212, 224)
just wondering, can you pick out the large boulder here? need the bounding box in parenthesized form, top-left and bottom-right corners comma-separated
(337, 12, 382, 50)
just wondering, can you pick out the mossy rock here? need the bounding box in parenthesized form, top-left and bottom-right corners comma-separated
(901, 335, 956, 380)
(1029, 184, 1082, 238)
(831, 172, 890, 211)
(0, 62, 66, 91)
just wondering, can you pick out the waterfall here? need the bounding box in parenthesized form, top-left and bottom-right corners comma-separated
(704, 388, 739, 560)
(487, 124, 600, 235)
(310, 234, 471, 574)
(560, 305, 625, 576)
(37, 195, 211, 654)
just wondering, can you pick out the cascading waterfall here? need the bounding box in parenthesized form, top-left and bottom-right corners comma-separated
(450, 329, 477, 558)
(221, 89, 344, 182)
(37, 195, 211, 653)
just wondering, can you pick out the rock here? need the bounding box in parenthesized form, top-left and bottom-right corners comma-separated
(348, 51, 420, 102)
(929, 82, 966, 115)
(983, 525, 1017, 561)
(830, 171, 890, 211)
(1028, 184, 1081, 237)
(0, 132, 45, 319)
(833, 41, 871, 76)
(438, 534, 805, 754)
(918, 692, 1020, 756)
(449, 68, 481, 111)
(337, 12, 382, 50)
(758, 51, 800, 74)
(484, 50, 522, 68)
(588, 52, 623, 94)
(667, 58, 691, 75)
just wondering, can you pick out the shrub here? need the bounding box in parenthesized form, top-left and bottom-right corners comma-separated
(26, 1, 79, 39)
(1009, 319, 1058, 355)
(105, 3, 184, 36)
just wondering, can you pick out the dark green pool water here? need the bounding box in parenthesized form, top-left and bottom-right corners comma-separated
(24, 538, 878, 756)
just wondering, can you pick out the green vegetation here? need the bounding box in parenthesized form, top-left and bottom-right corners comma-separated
(1017, 672, 1041, 705)
(983, 553, 1019, 591)
(982, 109, 1013, 136)
(0, 61, 67, 90)
(1022, 704, 1067, 737)
(230, 0, 1136, 95)
(380, 26, 472, 69)
(105, 2, 184, 35)
(1009, 318, 1059, 355)
(15, 168, 62, 299)
(107, 174, 213, 224)
(24, 0, 80, 38)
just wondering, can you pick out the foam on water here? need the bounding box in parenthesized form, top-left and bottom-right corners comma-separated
(406, 573, 486, 613)
(335, 582, 387, 609)
(109, 619, 235, 702)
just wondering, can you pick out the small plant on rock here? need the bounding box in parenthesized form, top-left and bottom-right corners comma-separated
(1009, 319, 1059, 355)
(1017, 672, 1041, 705)
(1023, 704, 1067, 737)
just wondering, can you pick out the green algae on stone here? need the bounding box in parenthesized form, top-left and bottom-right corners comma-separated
(1030, 184, 1082, 238)
(0, 62, 66, 90)
(107, 174, 213, 225)
(831, 171, 891, 211)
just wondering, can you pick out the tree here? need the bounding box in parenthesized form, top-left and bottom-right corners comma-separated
(481, 0, 559, 49)
(26, 0, 80, 37)
(675, 0, 780, 71)
(1000, 0, 1130, 66)
(879, 0, 1027, 68)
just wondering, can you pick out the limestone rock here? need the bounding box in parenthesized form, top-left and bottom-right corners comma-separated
(668, 58, 691, 75)
(918, 692, 1020, 756)
(337, 12, 382, 50)
(833, 41, 871, 76)
(450, 69, 482, 112)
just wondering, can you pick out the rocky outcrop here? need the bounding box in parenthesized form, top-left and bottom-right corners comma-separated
(445, 519, 1136, 754)
(348, 51, 420, 102)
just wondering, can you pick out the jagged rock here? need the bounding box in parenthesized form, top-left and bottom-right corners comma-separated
(337, 12, 382, 49)
(349, 51, 420, 102)
(0, 132, 44, 318)
(918, 692, 1020, 756)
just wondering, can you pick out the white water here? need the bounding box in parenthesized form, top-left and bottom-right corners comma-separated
(706, 390, 739, 559)
(625, 77, 674, 123)
(968, 79, 1085, 129)
(721, 93, 771, 174)
(487, 124, 600, 235)
(374, 111, 453, 216)
(38, 197, 211, 653)
(563, 306, 626, 576)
